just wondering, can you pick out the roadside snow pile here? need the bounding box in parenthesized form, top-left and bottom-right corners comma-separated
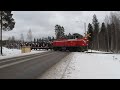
(62, 52, 120, 79)
(86, 49, 113, 54)
(0, 47, 47, 60)
(40, 51, 120, 79)
(2, 47, 21, 56)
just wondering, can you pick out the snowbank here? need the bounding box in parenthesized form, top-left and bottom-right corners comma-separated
(0, 47, 48, 60)
(86, 49, 113, 54)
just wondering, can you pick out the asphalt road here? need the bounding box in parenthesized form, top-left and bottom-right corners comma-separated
(0, 51, 70, 79)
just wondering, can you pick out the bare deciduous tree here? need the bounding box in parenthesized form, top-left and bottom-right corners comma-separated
(27, 29, 33, 42)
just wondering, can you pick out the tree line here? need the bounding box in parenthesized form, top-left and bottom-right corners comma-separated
(4, 30, 55, 49)
(87, 11, 120, 53)
(55, 24, 83, 40)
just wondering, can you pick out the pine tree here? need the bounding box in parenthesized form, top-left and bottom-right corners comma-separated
(52, 36, 55, 41)
(39, 38, 42, 42)
(34, 38, 36, 43)
(107, 24, 111, 51)
(92, 14, 99, 50)
(105, 24, 110, 52)
(110, 23, 115, 52)
(20, 33, 24, 43)
(11, 36, 15, 42)
(55, 25, 65, 39)
(99, 22, 106, 51)
(87, 23, 94, 49)
(37, 38, 39, 43)
(68, 33, 71, 39)
(0, 11, 15, 55)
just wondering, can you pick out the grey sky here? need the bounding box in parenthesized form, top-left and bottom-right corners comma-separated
(2, 11, 110, 40)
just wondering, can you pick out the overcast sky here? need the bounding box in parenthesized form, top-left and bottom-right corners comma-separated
(2, 11, 111, 40)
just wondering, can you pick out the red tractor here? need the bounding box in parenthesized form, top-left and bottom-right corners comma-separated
(52, 33, 90, 52)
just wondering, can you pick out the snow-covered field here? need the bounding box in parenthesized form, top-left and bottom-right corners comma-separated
(40, 50, 120, 79)
(0, 47, 47, 60)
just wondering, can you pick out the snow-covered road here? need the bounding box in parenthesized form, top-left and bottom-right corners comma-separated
(40, 50, 120, 79)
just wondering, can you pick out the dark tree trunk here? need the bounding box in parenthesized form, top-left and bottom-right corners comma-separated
(0, 11, 3, 55)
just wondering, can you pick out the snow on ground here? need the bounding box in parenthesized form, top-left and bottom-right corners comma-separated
(39, 53, 72, 79)
(86, 49, 113, 54)
(0, 47, 48, 60)
(40, 50, 120, 79)
(1, 47, 120, 79)
(62, 52, 120, 79)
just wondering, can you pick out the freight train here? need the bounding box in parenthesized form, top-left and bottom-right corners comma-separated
(25, 33, 90, 52)
(52, 34, 90, 52)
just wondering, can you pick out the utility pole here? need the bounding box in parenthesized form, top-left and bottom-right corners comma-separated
(84, 23, 86, 36)
(84, 22, 88, 51)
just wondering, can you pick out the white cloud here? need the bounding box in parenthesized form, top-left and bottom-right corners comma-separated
(2, 11, 110, 40)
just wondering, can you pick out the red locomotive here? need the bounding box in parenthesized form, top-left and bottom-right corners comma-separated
(52, 34, 90, 52)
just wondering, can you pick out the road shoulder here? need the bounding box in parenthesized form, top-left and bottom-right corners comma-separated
(39, 53, 73, 79)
